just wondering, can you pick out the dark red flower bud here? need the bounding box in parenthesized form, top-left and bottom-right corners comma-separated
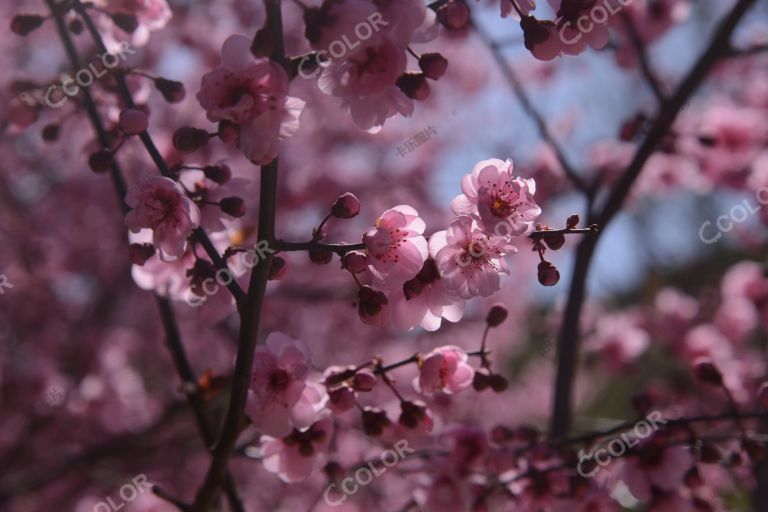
(268, 256, 286, 280)
(396, 73, 430, 100)
(419, 53, 448, 80)
(154, 78, 186, 103)
(566, 214, 580, 229)
(684, 467, 703, 488)
(111, 13, 139, 33)
(219, 197, 246, 218)
(436, 1, 470, 31)
(173, 127, 210, 152)
(68, 18, 83, 35)
(698, 442, 722, 464)
(251, 26, 274, 58)
(41, 123, 60, 142)
(187, 259, 216, 297)
(11, 15, 45, 36)
(358, 286, 388, 324)
(541, 231, 565, 250)
(490, 425, 514, 444)
(743, 439, 767, 463)
(472, 368, 492, 392)
(486, 304, 508, 327)
(631, 391, 653, 416)
(119, 109, 149, 134)
(692, 358, 723, 386)
(323, 461, 345, 482)
(203, 165, 231, 184)
(341, 251, 367, 273)
(129, 243, 155, 265)
(361, 407, 390, 436)
(537, 261, 560, 286)
(217, 121, 240, 144)
(489, 373, 508, 392)
(88, 150, 113, 174)
(309, 250, 333, 265)
(331, 192, 360, 219)
(352, 370, 377, 392)
(398, 400, 430, 430)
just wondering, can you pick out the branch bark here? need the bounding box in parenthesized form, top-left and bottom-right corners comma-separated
(550, 0, 759, 439)
(191, 1, 283, 509)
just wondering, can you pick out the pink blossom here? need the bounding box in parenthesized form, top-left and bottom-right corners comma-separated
(363, 205, 428, 291)
(310, 0, 435, 130)
(260, 417, 333, 483)
(415, 345, 475, 395)
(548, 0, 613, 55)
(178, 169, 251, 232)
(125, 176, 200, 259)
(389, 258, 465, 332)
(451, 158, 540, 238)
(620, 443, 693, 502)
(431, 216, 516, 299)
(586, 313, 650, 370)
(197, 35, 305, 164)
(246, 333, 325, 437)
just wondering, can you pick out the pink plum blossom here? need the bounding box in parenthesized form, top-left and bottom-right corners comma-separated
(451, 158, 541, 238)
(197, 35, 305, 164)
(620, 443, 693, 502)
(415, 345, 475, 395)
(260, 417, 333, 483)
(389, 258, 465, 332)
(430, 216, 516, 299)
(363, 205, 428, 291)
(246, 333, 325, 437)
(125, 176, 201, 259)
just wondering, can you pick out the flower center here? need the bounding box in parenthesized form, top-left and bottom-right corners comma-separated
(268, 369, 291, 392)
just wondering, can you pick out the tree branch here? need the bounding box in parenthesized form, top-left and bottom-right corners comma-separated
(550, 0, 759, 439)
(191, 1, 284, 509)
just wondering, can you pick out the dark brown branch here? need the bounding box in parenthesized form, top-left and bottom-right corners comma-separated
(550, 0, 759, 439)
(191, 1, 284, 509)
(619, 11, 666, 105)
(72, 0, 246, 306)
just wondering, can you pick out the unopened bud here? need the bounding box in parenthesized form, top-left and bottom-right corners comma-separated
(692, 358, 723, 386)
(352, 370, 377, 392)
(537, 261, 560, 286)
(154, 78, 186, 103)
(566, 214, 580, 229)
(173, 127, 210, 152)
(88, 150, 113, 174)
(309, 250, 333, 265)
(436, 1, 470, 31)
(396, 73, 430, 100)
(342, 251, 367, 273)
(486, 304, 508, 327)
(119, 109, 148, 134)
(268, 256, 286, 280)
(11, 15, 45, 36)
(129, 243, 155, 265)
(111, 13, 138, 33)
(203, 165, 231, 184)
(419, 53, 448, 80)
(331, 192, 360, 219)
(219, 197, 246, 218)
